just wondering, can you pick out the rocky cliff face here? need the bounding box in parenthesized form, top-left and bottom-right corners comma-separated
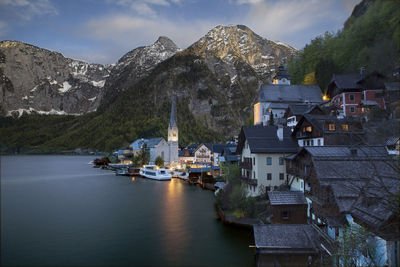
(100, 36, 180, 108)
(185, 25, 296, 82)
(0, 41, 111, 117)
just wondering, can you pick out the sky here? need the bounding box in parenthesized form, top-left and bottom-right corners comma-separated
(0, 0, 361, 65)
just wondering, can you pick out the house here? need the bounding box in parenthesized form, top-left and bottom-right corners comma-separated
(326, 71, 386, 118)
(178, 148, 195, 165)
(267, 191, 308, 224)
(272, 65, 291, 85)
(252, 224, 323, 267)
(193, 143, 212, 165)
(292, 114, 365, 147)
(130, 138, 148, 156)
(284, 104, 324, 128)
(211, 143, 237, 167)
(254, 84, 323, 126)
(386, 136, 400, 155)
(236, 126, 298, 196)
(220, 146, 239, 163)
(285, 146, 395, 241)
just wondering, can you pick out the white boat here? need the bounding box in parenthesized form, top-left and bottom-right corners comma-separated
(139, 165, 172, 181)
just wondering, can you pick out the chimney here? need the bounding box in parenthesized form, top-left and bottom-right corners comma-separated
(360, 66, 366, 78)
(277, 126, 283, 141)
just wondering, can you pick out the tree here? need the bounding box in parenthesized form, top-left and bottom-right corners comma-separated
(155, 156, 164, 167)
(268, 110, 274, 126)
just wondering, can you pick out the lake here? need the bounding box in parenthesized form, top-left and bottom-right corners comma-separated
(1, 155, 254, 266)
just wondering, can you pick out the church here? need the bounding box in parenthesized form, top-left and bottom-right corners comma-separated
(167, 96, 179, 166)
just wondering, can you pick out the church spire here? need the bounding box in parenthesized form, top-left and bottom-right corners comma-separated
(169, 95, 177, 127)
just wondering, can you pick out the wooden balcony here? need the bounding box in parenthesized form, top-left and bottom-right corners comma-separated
(239, 161, 252, 170)
(296, 131, 312, 138)
(240, 176, 258, 186)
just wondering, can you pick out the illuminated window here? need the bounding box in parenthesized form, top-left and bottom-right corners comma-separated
(328, 124, 336, 131)
(341, 124, 349, 131)
(306, 126, 312, 132)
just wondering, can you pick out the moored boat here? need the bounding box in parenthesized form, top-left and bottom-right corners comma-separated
(139, 165, 172, 181)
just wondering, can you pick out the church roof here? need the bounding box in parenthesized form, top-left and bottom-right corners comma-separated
(169, 95, 177, 127)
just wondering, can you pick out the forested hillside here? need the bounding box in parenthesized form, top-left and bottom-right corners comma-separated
(288, 0, 399, 91)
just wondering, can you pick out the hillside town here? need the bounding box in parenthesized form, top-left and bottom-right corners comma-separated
(96, 66, 400, 267)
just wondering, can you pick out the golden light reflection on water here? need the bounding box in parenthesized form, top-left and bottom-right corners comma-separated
(161, 178, 188, 262)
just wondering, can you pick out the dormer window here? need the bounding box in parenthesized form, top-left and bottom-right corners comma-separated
(328, 124, 336, 131)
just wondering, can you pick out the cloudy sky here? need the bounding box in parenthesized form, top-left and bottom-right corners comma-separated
(0, 0, 361, 64)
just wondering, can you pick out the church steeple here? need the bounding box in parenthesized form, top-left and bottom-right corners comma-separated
(168, 96, 178, 143)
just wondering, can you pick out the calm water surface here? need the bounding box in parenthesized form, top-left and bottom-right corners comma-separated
(1, 155, 254, 266)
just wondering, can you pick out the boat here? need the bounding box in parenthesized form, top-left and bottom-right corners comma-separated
(116, 168, 129, 176)
(139, 165, 172, 181)
(173, 171, 189, 180)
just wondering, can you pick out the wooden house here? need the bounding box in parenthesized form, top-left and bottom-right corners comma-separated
(284, 104, 324, 128)
(327, 71, 386, 118)
(285, 146, 394, 241)
(292, 114, 365, 147)
(252, 224, 323, 267)
(267, 191, 308, 224)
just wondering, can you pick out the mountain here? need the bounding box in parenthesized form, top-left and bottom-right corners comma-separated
(185, 25, 296, 82)
(0, 41, 111, 117)
(100, 36, 180, 108)
(0, 25, 297, 152)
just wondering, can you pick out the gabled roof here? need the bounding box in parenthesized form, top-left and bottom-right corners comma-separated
(292, 114, 364, 137)
(304, 146, 388, 159)
(268, 191, 307, 205)
(253, 224, 320, 253)
(258, 84, 323, 103)
(287, 104, 323, 116)
(384, 82, 400, 91)
(329, 74, 362, 89)
(273, 66, 291, 80)
(237, 126, 298, 154)
(212, 143, 236, 154)
(386, 136, 399, 146)
(147, 137, 165, 148)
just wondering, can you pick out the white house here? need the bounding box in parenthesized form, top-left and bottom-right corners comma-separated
(254, 84, 323, 126)
(194, 143, 212, 165)
(236, 125, 298, 197)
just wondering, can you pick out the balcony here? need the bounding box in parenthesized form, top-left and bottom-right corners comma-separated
(240, 176, 258, 186)
(296, 131, 312, 138)
(239, 161, 252, 170)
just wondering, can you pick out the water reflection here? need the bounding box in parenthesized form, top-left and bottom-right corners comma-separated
(162, 178, 188, 263)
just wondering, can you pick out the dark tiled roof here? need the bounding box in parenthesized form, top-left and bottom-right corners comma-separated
(212, 143, 236, 154)
(330, 74, 362, 89)
(237, 126, 298, 154)
(287, 104, 315, 116)
(304, 146, 388, 159)
(259, 84, 323, 103)
(384, 82, 400, 91)
(268, 191, 307, 205)
(147, 137, 164, 148)
(268, 103, 290, 109)
(253, 224, 320, 253)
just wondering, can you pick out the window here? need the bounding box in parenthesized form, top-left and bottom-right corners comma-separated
(310, 140, 314, 146)
(267, 173, 272, 180)
(281, 211, 290, 219)
(350, 107, 355, 113)
(349, 94, 354, 101)
(253, 157, 255, 165)
(317, 139, 321, 146)
(341, 124, 349, 131)
(254, 172, 256, 179)
(279, 157, 284, 165)
(306, 126, 312, 132)
(266, 157, 272, 165)
(328, 123, 336, 131)
(279, 173, 284, 180)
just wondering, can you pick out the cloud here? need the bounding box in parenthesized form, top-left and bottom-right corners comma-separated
(83, 14, 216, 49)
(0, 0, 58, 20)
(109, 0, 178, 17)
(0, 20, 7, 37)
